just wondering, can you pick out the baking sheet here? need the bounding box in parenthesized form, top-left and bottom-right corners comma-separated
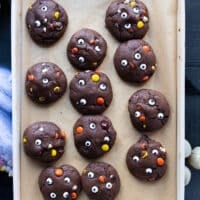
(12, 0, 185, 199)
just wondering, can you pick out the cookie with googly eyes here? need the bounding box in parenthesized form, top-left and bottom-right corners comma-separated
(81, 162, 120, 200)
(23, 121, 66, 162)
(126, 135, 167, 181)
(114, 40, 156, 83)
(105, 0, 149, 41)
(73, 115, 117, 159)
(69, 70, 113, 114)
(25, 62, 67, 104)
(39, 165, 82, 200)
(26, 0, 68, 46)
(67, 28, 107, 70)
(128, 89, 170, 132)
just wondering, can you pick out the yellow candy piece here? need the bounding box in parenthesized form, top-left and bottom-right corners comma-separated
(0, 166, 6, 172)
(101, 144, 110, 152)
(130, 1, 136, 8)
(93, 62, 98, 66)
(51, 149, 57, 157)
(54, 11, 60, 20)
(152, 66, 156, 71)
(23, 137, 27, 143)
(141, 151, 148, 159)
(137, 21, 144, 29)
(29, 87, 33, 92)
(39, 97, 45, 102)
(29, 6, 32, 10)
(54, 86, 60, 93)
(82, 169, 87, 175)
(143, 124, 147, 129)
(91, 74, 100, 82)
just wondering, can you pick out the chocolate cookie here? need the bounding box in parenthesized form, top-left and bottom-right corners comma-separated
(114, 40, 156, 83)
(81, 162, 120, 200)
(69, 71, 113, 114)
(23, 121, 66, 162)
(25, 62, 67, 104)
(105, 0, 149, 41)
(67, 28, 107, 70)
(26, 0, 68, 46)
(128, 89, 170, 132)
(39, 165, 82, 200)
(126, 135, 167, 181)
(73, 115, 117, 159)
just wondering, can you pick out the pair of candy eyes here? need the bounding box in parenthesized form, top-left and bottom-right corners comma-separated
(78, 79, 107, 90)
(132, 149, 160, 162)
(77, 38, 101, 51)
(84, 136, 110, 147)
(87, 122, 109, 130)
(49, 192, 70, 199)
(120, 7, 140, 20)
(135, 110, 165, 120)
(46, 176, 71, 185)
(91, 183, 112, 193)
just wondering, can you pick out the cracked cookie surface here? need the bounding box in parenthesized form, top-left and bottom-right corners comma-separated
(128, 89, 170, 132)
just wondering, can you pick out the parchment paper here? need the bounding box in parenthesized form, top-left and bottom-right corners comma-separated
(18, 0, 177, 199)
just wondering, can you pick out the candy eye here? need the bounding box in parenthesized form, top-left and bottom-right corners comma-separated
(41, 5, 48, 12)
(88, 171, 95, 178)
(134, 52, 142, 60)
(152, 149, 159, 155)
(64, 177, 71, 183)
(121, 59, 128, 67)
(124, 23, 131, 29)
(104, 136, 110, 142)
(50, 192, 57, 199)
(78, 38, 85, 45)
(46, 177, 53, 185)
(145, 168, 153, 174)
(140, 64, 147, 71)
(35, 20, 41, 27)
(132, 156, 139, 162)
(91, 186, 99, 193)
(148, 98, 156, 106)
(78, 56, 85, 63)
(78, 79, 86, 86)
(35, 139, 42, 146)
(89, 122, 96, 130)
(79, 98, 87, 105)
(134, 111, 141, 118)
(95, 46, 101, 52)
(42, 78, 49, 84)
(133, 7, 140, 14)
(85, 140, 92, 147)
(157, 112, 164, 119)
(99, 83, 107, 91)
(121, 11, 128, 19)
(63, 192, 69, 199)
(106, 182, 113, 189)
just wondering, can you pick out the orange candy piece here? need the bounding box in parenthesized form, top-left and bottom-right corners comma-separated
(28, 74, 35, 81)
(71, 47, 79, 54)
(157, 157, 165, 166)
(143, 45, 150, 52)
(142, 76, 149, 81)
(55, 133, 59, 139)
(98, 175, 106, 183)
(139, 115, 146, 122)
(97, 97, 105, 105)
(61, 131, 66, 139)
(55, 168, 63, 177)
(71, 192, 78, 199)
(76, 126, 83, 134)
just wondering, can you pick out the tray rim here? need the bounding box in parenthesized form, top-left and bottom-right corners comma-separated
(12, 0, 185, 199)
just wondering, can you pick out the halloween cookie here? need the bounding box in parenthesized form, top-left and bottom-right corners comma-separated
(126, 135, 167, 181)
(23, 121, 66, 162)
(105, 0, 149, 41)
(128, 89, 170, 132)
(69, 71, 113, 114)
(81, 162, 120, 200)
(114, 40, 156, 83)
(67, 28, 107, 70)
(39, 165, 82, 200)
(25, 62, 67, 104)
(73, 115, 117, 159)
(26, 0, 68, 46)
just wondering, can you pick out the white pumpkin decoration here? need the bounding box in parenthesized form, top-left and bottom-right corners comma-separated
(189, 147, 200, 169)
(185, 139, 192, 158)
(185, 166, 191, 186)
